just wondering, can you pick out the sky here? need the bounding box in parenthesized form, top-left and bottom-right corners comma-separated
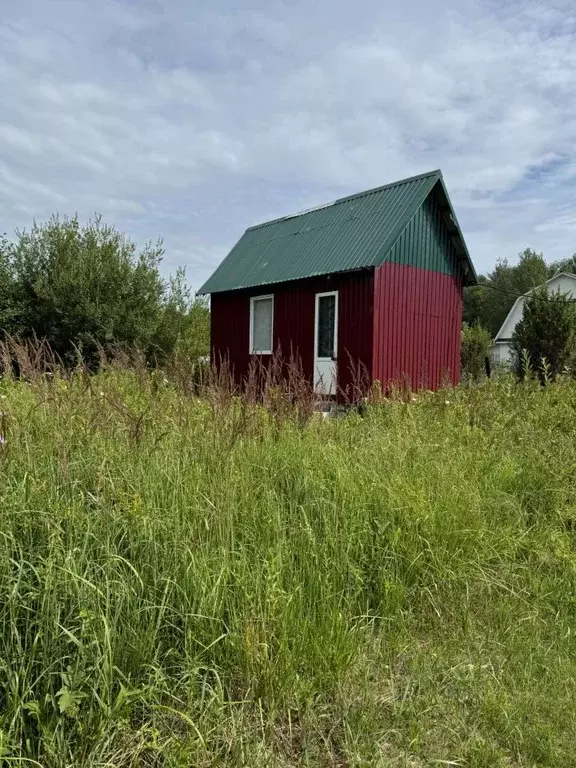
(1, 0, 576, 289)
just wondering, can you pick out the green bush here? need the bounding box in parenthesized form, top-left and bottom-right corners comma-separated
(512, 286, 576, 382)
(461, 322, 492, 381)
(0, 216, 210, 368)
(5, 215, 165, 364)
(149, 268, 210, 366)
(0, 234, 15, 333)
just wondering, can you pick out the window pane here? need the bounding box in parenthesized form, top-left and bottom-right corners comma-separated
(252, 298, 273, 352)
(317, 295, 336, 358)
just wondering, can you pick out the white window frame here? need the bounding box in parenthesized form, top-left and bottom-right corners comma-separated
(249, 294, 274, 355)
(314, 291, 338, 361)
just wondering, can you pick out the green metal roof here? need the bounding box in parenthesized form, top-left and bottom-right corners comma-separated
(199, 170, 476, 294)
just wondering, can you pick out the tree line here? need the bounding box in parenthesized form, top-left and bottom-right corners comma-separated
(0, 215, 209, 367)
(463, 247, 576, 336)
(462, 248, 576, 383)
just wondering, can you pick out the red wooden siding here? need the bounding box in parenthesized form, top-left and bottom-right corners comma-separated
(210, 290, 250, 370)
(372, 262, 463, 390)
(211, 263, 463, 396)
(210, 270, 374, 395)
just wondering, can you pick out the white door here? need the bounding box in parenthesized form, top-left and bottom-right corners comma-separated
(314, 291, 338, 395)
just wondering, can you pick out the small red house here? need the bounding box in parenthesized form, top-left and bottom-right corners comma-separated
(199, 170, 477, 396)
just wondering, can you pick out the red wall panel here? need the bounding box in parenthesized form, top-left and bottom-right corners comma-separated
(212, 263, 463, 396)
(210, 270, 374, 396)
(373, 262, 463, 390)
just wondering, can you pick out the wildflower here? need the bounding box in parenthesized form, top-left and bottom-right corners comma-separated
(0, 435, 6, 446)
(0, 395, 6, 399)
(445, 400, 450, 405)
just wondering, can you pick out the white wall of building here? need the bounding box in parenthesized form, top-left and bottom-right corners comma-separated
(491, 341, 512, 365)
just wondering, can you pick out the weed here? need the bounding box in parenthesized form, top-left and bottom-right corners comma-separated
(0, 345, 575, 765)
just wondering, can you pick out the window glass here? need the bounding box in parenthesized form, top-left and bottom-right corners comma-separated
(252, 297, 273, 352)
(317, 294, 336, 358)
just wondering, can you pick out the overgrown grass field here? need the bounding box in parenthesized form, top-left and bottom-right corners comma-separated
(1, 365, 576, 766)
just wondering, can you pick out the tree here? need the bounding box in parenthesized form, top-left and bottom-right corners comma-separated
(511, 286, 576, 382)
(174, 295, 210, 363)
(461, 323, 492, 382)
(0, 233, 16, 334)
(149, 268, 210, 365)
(464, 249, 549, 337)
(0, 214, 211, 369)
(8, 215, 165, 364)
(547, 254, 576, 276)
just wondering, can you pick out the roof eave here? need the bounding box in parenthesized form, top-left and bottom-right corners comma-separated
(435, 177, 478, 286)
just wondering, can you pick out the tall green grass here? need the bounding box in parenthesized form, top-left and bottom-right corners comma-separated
(1, 365, 576, 766)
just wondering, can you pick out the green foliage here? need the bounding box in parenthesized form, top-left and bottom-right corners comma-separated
(149, 268, 210, 365)
(0, 234, 16, 332)
(6, 215, 165, 364)
(512, 286, 576, 382)
(461, 322, 492, 381)
(1, 367, 576, 765)
(0, 216, 209, 367)
(547, 254, 576, 276)
(464, 248, 549, 336)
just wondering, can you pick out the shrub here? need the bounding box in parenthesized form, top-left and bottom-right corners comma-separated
(0, 234, 16, 334)
(512, 286, 576, 382)
(149, 268, 210, 366)
(0, 216, 210, 370)
(461, 322, 492, 381)
(6, 215, 165, 365)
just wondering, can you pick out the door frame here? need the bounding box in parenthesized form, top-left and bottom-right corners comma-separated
(313, 290, 338, 395)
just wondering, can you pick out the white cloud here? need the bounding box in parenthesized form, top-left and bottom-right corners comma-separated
(1, 0, 576, 287)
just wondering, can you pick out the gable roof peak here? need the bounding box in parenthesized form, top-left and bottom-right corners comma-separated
(246, 170, 443, 233)
(199, 169, 475, 294)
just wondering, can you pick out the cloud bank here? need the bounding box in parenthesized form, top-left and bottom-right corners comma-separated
(1, 0, 576, 286)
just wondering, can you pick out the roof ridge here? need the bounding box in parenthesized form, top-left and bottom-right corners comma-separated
(197, 168, 477, 295)
(522, 272, 576, 297)
(245, 169, 442, 233)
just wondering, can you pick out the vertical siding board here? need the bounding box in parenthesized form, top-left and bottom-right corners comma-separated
(383, 268, 390, 384)
(210, 291, 249, 380)
(376, 262, 458, 389)
(405, 262, 411, 382)
(383, 267, 390, 384)
(407, 262, 414, 385)
(420, 207, 427, 271)
(392, 265, 398, 383)
(434, 201, 440, 272)
(373, 267, 381, 384)
(391, 264, 398, 382)
(381, 267, 388, 384)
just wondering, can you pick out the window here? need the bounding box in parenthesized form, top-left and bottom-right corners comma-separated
(316, 293, 336, 358)
(250, 295, 274, 354)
